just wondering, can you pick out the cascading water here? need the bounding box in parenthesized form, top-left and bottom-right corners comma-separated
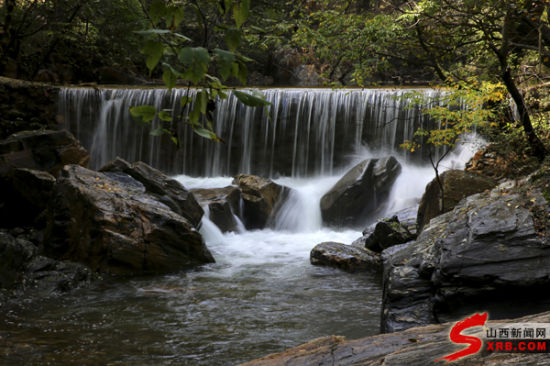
(0, 87, 483, 366)
(58, 88, 445, 176)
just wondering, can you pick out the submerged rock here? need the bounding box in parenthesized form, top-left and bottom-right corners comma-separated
(233, 174, 289, 229)
(192, 186, 242, 232)
(416, 169, 497, 232)
(45, 165, 214, 275)
(0, 129, 89, 176)
(100, 157, 203, 227)
(240, 311, 550, 366)
(0, 229, 91, 300)
(320, 157, 401, 227)
(310, 242, 381, 272)
(383, 181, 550, 333)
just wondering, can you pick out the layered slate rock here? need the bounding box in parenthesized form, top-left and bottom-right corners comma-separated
(232, 174, 289, 229)
(192, 186, 242, 232)
(383, 181, 550, 333)
(417, 169, 497, 232)
(45, 165, 214, 275)
(0, 129, 89, 176)
(320, 157, 401, 227)
(100, 157, 203, 227)
(310, 242, 381, 272)
(240, 311, 550, 366)
(363, 216, 416, 252)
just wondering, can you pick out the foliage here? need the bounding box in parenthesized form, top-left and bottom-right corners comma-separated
(401, 80, 508, 152)
(129, 0, 270, 145)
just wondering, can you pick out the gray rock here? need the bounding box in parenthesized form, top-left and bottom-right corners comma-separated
(100, 157, 203, 227)
(45, 165, 214, 275)
(417, 169, 497, 232)
(192, 186, 242, 232)
(383, 183, 550, 333)
(364, 216, 416, 252)
(233, 174, 289, 230)
(320, 157, 401, 227)
(0, 232, 35, 288)
(240, 311, 550, 366)
(0, 129, 89, 176)
(310, 242, 381, 272)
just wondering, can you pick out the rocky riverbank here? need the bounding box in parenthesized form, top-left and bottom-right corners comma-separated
(240, 310, 550, 365)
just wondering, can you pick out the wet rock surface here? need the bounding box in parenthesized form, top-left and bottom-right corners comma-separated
(192, 186, 242, 232)
(383, 179, 550, 333)
(0, 228, 91, 302)
(233, 174, 289, 229)
(320, 157, 401, 227)
(416, 169, 497, 232)
(45, 164, 214, 275)
(240, 311, 550, 366)
(310, 242, 381, 272)
(100, 157, 203, 227)
(363, 216, 416, 252)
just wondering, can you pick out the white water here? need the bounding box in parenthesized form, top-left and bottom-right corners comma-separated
(43, 86, 485, 365)
(59, 87, 448, 176)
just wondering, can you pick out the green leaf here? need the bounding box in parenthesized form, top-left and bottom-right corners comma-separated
(225, 27, 241, 51)
(142, 40, 164, 73)
(181, 96, 191, 107)
(135, 29, 171, 35)
(234, 91, 271, 107)
(150, 127, 165, 136)
(130, 105, 157, 123)
(198, 90, 208, 114)
(193, 127, 217, 140)
(149, 0, 168, 24)
(214, 48, 236, 80)
(233, 0, 250, 28)
(237, 60, 247, 84)
(171, 7, 185, 28)
(179, 47, 211, 85)
(173, 33, 192, 41)
(158, 110, 173, 122)
(162, 66, 178, 91)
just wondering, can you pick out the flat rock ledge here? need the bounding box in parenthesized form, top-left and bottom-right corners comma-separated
(310, 242, 381, 272)
(240, 311, 550, 366)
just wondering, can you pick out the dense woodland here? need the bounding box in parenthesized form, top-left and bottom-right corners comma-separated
(2, 0, 550, 158)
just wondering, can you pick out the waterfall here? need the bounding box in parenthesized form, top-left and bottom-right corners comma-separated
(58, 87, 445, 177)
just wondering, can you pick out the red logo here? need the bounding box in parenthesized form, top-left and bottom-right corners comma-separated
(436, 312, 488, 363)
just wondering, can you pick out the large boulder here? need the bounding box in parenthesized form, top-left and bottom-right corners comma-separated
(383, 180, 550, 333)
(45, 165, 214, 275)
(320, 157, 401, 227)
(363, 216, 416, 253)
(240, 311, 550, 366)
(416, 169, 497, 232)
(232, 174, 289, 229)
(466, 143, 539, 179)
(99, 157, 203, 227)
(310, 242, 381, 272)
(0, 130, 89, 176)
(191, 186, 242, 232)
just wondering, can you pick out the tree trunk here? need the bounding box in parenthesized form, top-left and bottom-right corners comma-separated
(502, 68, 546, 161)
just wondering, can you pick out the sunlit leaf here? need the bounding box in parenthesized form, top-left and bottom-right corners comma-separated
(130, 105, 157, 123)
